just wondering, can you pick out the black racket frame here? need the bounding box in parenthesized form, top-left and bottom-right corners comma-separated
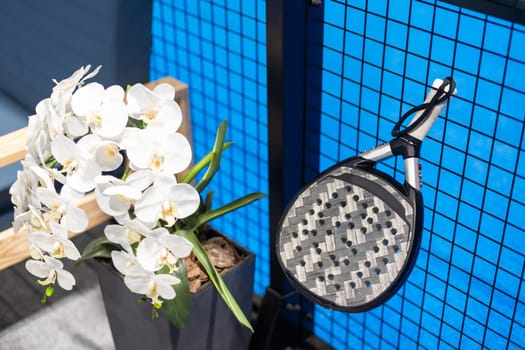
(276, 77, 456, 312)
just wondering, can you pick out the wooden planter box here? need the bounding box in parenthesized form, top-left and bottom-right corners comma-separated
(94, 228, 255, 350)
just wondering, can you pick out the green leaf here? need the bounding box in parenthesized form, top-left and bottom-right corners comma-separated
(195, 120, 228, 192)
(193, 192, 265, 230)
(204, 190, 214, 211)
(181, 142, 233, 185)
(160, 260, 192, 328)
(177, 229, 254, 332)
(78, 237, 120, 263)
(126, 118, 146, 129)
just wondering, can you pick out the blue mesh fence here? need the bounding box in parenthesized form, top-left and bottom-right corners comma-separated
(312, 1, 525, 349)
(150, 0, 525, 348)
(150, 0, 270, 295)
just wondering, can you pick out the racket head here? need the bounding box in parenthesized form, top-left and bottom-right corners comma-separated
(276, 157, 423, 312)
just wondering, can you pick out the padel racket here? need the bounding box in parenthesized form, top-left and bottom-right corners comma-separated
(276, 78, 456, 312)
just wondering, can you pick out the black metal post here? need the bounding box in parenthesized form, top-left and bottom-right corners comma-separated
(250, 1, 324, 349)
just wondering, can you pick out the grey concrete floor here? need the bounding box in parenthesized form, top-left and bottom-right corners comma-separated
(0, 222, 116, 350)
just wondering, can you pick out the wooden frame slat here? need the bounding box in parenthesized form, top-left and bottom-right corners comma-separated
(0, 128, 28, 168)
(0, 77, 191, 271)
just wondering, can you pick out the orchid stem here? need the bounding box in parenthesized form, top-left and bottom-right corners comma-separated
(45, 156, 57, 168)
(121, 165, 131, 181)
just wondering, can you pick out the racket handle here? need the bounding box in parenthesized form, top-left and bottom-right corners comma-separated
(407, 78, 457, 141)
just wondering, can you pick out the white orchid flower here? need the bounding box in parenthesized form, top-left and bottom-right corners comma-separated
(52, 66, 101, 130)
(111, 250, 146, 276)
(95, 176, 139, 218)
(51, 65, 101, 98)
(12, 210, 33, 234)
(26, 113, 53, 160)
(9, 172, 29, 211)
(28, 165, 55, 190)
(124, 271, 180, 305)
(51, 134, 101, 192)
(28, 222, 81, 260)
(59, 183, 85, 206)
(95, 170, 154, 219)
(9, 158, 52, 232)
(63, 115, 89, 138)
(126, 83, 183, 133)
(34, 98, 66, 140)
(78, 134, 123, 172)
(35, 187, 88, 233)
(15, 156, 84, 216)
(121, 122, 192, 175)
(113, 250, 182, 305)
(10, 166, 38, 212)
(30, 66, 100, 142)
(104, 218, 151, 253)
(134, 172, 200, 227)
(29, 242, 45, 260)
(95, 141, 123, 171)
(25, 255, 76, 290)
(21, 152, 67, 189)
(71, 82, 128, 139)
(136, 227, 193, 272)
(24, 204, 49, 231)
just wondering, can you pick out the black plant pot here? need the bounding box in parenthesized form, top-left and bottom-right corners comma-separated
(93, 228, 255, 350)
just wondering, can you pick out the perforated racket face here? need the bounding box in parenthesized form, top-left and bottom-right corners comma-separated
(277, 164, 419, 311)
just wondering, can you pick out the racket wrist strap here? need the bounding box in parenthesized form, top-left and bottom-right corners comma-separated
(391, 77, 456, 141)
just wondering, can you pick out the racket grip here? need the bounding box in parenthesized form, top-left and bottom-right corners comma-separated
(407, 78, 457, 141)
